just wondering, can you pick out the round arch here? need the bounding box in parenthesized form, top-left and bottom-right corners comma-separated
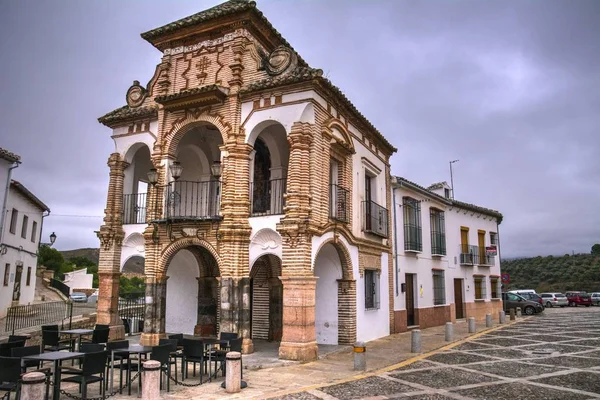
(122, 255, 145, 275)
(247, 119, 286, 147)
(164, 111, 231, 157)
(312, 237, 354, 281)
(324, 119, 355, 154)
(159, 237, 222, 275)
(124, 142, 153, 164)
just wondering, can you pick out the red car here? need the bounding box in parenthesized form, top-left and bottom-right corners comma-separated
(565, 291, 592, 307)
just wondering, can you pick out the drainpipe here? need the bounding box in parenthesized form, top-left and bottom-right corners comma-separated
(37, 210, 51, 255)
(0, 160, 21, 246)
(496, 219, 502, 286)
(392, 179, 399, 296)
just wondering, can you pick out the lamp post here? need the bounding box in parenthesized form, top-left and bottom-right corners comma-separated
(39, 232, 57, 248)
(449, 160, 459, 200)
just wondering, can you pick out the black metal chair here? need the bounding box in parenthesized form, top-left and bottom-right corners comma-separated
(219, 332, 238, 341)
(168, 333, 184, 350)
(0, 356, 22, 400)
(81, 328, 110, 345)
(159, 339, 179, 380)
(209, 337, 242, 379)
(80, 344, 105, 353)
(42, 324, 59, 332)
(181, 339, 206, 383)
(42, 329, 73, 352)
(7, 335, 29, 344)
(105, 340, 134, 395)
(61, 350, 108, 399)
(151, 344, 172, 392)
(0, 340, 25, 357)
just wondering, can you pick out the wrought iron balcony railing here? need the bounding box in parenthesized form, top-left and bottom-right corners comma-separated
(250, 178, 286, 216)
(329, 184, 349, 223)
(166, 180, 221, 220)
(123, 193, 147, 224)
(479, 253, 495, 266)
(404, 224, 422, 252)
(459, 244, 480, 265)
(431, 231, 446, 256)
(362, 200, 389, 238)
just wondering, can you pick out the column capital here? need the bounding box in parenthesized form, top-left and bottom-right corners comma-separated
(107, 152, 129, 172)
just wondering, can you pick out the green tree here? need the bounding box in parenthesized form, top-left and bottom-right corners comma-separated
(38, 245, 65, 273)
(591, 244, 600, 256)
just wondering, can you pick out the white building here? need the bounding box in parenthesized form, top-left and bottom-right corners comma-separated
(63, 268, 94, 294)
(0, 175, 50, 317)
(391, 177, 503, 332)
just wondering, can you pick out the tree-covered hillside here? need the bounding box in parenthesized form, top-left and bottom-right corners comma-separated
(501, 252, 600, 293)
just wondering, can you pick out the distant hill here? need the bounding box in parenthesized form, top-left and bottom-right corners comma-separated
(501, 253, 600, 293)
(60, 248, 99, 265)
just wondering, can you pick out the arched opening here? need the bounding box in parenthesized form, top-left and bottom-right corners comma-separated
(169, 124, 223, 220)
(250, 254, 283, 342)
(123, 143, 152, 224)
(249, 122, 289, 216)
(165, 245, 220, 335)
(122, 256, 145, 275)
(314, 243, 343, 344)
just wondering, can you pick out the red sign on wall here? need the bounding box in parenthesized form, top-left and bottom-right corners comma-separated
(501, 273, 510, 284)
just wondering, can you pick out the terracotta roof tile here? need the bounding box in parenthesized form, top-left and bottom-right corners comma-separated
(11, 180, 50, 212)
(0, 147, 21, 163)
(427, 181, 448, 190)
(97, 105, 158, 128)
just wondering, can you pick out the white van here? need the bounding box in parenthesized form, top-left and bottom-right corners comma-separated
(508, 289, 537, 295)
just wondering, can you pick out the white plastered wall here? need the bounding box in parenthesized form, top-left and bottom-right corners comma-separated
(165, 249, 199, 334)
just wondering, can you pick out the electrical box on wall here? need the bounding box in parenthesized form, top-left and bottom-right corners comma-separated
(401, 283, 406, 293)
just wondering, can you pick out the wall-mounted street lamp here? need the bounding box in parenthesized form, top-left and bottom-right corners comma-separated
(169, 161, 183, 181)
(37, 231, 57, 249)
(147, 168, 158, 186)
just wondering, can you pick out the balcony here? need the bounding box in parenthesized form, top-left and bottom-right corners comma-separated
(250, 178, 286, 216)
(431, 231, 446, 256)
(479, 253, 495, 266)
(362, 200, 389, 238)
(165, 180, 221, 221)
(329, 184, 349, 223)
(404, 224, 422, 252)
(459, 245, 480, 266)
(123, 193, 147, 224)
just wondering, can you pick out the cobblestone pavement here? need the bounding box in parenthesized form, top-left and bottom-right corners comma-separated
(270, 308, 600, 400)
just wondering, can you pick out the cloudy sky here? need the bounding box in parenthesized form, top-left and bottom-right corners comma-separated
(0, 0, 598, 258)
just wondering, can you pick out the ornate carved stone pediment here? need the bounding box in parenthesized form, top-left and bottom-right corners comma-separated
(263, 45, 298, 76)
(126, 80, 148, 108)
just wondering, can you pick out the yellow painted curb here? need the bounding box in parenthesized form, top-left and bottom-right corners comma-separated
(262, 317, 530, 399)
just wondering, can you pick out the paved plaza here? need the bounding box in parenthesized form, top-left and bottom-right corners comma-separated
(270, 308, 600, 400)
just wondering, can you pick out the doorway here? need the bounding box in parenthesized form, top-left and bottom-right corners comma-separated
(405, 273, 416, 326)
(12, 264, 23, 303)
(454, 279, 464, 319)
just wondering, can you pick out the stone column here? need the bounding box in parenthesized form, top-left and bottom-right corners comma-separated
(219, 277, 252, 352)
(20, 371, 46, 400)
(278, 276, 318, 361)
(140, 275, 168, 346)
(337, 279, 357, 345)
(195, 277, 218, 336)
(96, 153, 129, 340)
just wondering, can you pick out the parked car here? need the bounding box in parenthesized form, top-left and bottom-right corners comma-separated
(565, 291, 592, 307)
(69, 292, 88, 303)
(515, 292, 544, 308)
(592, 293, 600, 306)
(540, 293, 569, 308)
(502, 292, 544, 315)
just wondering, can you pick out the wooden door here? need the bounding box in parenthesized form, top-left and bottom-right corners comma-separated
(454, 279, 464, 319)
(478, 231, 486, 262)
(12, 264, 23, 302)
(406, 274, 416, 326)
(460, 228, 469, 253)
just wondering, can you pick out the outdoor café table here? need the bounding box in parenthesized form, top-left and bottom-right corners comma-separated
(60, 328, 94, 351)
(22, 351, 84, 400)
(110, 344, 153, 397)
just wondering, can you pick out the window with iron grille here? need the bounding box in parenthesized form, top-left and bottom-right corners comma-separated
(490, 232, 498, 246)
(490, 277, 500, 299)
(364, 270, 380, 310)
(430, 208, 446, 255)
(21, 215, 28, 239)
(474, 276, 486, 300)
(3, 264, 10, 286)
(403, 197, 422, 252)
(9, 209, 18, 234)
(433, 270, 445, 305)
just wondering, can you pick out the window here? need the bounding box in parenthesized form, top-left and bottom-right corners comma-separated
(490, 232, 498, 246)
(26, 267, 32, 286)
(403, 197, 422, 252)
(364, 270, 380, 310)
(430, 208, 446, 255)
(474, 276, 486, 300)
(444, 188, 450, 198)
(433, 270, 445, 305)
(490, 277, 500, 298)
(31, 221, 37, 243)
(9, 209, 18, 234)
(21, 215, 29, 239)
(3, 264, 10, 286)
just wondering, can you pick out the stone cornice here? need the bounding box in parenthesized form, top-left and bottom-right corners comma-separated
(98, 105, 158, 128)
(154, 85, 229, 111)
